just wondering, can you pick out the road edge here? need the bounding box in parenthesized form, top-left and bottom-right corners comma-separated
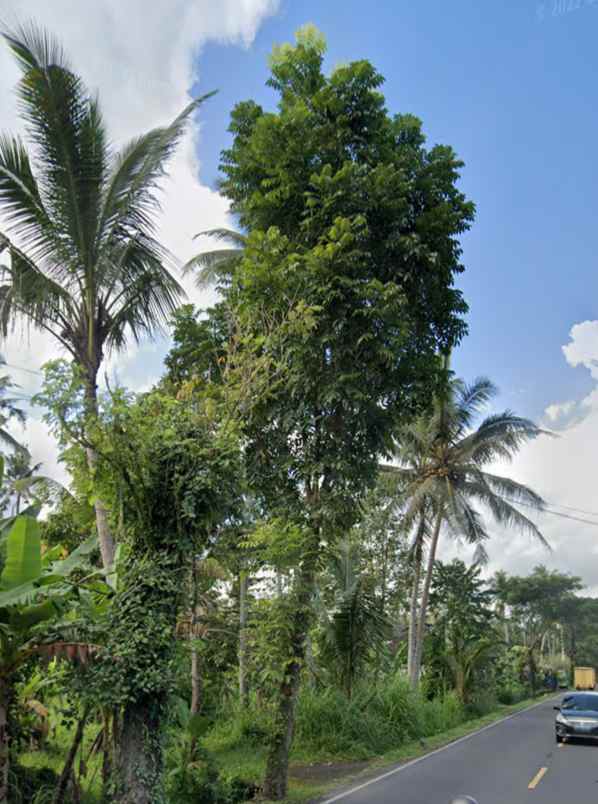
(318, 692, 562, 804)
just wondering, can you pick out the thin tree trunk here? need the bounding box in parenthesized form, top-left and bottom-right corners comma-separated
(190, 643, 202, 758)
(191, 646, 201, 715)
(116, 697, 163, 804)
(407, 515, 426, 685)
(0, 682, 9, 804)
(263, 556, 317, 800)
(84, 374, 115, 569)
(101, 709, 112, 792)
(190, 557, 201, 719)
(52, 709, 88, 804)
(305, 634, 317, 688)
(86, 445, 115, 569)
(239, 569, 249, 707)
(411, 509, 443, 688)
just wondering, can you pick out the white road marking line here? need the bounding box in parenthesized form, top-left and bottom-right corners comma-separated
(321, 695, 562, 804)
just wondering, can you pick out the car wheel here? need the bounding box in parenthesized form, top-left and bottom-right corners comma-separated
(556, 733, 563, 744)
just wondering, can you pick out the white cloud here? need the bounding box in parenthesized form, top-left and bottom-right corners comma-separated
(441, 320, 598, 592)
(544, 400, 576, 423)
(562, 320, 598, 379)
(0, 0, 279, 473)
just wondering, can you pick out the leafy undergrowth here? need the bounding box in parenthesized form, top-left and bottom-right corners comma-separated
(205, 683, 548, 802)
(15, 718, 102, 804)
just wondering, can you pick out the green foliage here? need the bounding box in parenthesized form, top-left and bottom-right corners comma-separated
(0, 24, 206, 394)
(208, 678, 465, 760)
(163, 304, 229, 388)
(317, 540, 390, 697)
(165, 697, 256, 804)
(427, 560, 497, 703)
(221, 24, 475, 528)
(1, 516, 41, 590)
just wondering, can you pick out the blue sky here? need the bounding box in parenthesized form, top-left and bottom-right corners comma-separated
(3, 0, 598, 583)
(193, 0, 598, 421)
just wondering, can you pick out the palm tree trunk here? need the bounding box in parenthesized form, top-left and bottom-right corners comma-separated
(83, 373, 115, 569)
(85, 446, 115, 568)
(239, 569, 249, 707)
(411, 508, 443, 688)
(407, 515, 426, 685)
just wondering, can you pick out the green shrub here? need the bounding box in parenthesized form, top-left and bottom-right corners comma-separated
(165, 755, 256, 804)
(466, 688, 498, 717)
(9, 764, 59, 804)
(497, 683, 528, 705)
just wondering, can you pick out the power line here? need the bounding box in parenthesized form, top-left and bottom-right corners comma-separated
(546, 501, 598, 519)
(504, 497, 598, 528)
(2, 363, 42, 377)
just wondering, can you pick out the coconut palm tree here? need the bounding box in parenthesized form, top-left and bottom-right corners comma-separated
(182, 228, 245, 290)
(393, 374, 548, 687)
(0, 371, 27, 454)
(0, 450, 67, 516)
(0, 25, 211, 567)
(318, 539, 389, 698)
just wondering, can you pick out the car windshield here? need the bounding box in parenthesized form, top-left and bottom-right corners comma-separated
(562, 696, 598, 712)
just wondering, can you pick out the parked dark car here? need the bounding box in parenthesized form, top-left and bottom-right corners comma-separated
(555, 692, 598, 742)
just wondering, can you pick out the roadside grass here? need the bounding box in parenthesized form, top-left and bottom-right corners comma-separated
(12, 690, 557, 802)
(207, 691, 556, 803)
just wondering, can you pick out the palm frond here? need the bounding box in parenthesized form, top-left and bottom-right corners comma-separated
(2, 23, 109, 269)
(0, 236, 75, 349)
(461, 478, 550, 549)
(98, 94, 215, 263)
(192, 228, 247, 247)
(182, 250, 243, 289)
(183, 228, 246, 289)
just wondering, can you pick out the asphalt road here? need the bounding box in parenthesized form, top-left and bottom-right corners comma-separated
(322, 694, 598, 804)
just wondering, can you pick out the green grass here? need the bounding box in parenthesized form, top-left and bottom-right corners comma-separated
(207, 691, 554, 803)
(16, 719, 102, 803)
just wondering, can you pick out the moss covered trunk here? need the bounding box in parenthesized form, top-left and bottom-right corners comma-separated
(263, 555, 316, 800)
(115, 696, 164, 804)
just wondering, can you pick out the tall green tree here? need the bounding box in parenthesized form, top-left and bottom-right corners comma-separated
(0, 25, 209, 568)
(395, 375, 547, 688)
(220, 25, 475, 798)
(502, 565, 582, 690)
(85, 389, 241, 803)
(428, 559, 496, 702)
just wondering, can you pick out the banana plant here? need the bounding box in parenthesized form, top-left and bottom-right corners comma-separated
(0, 513, 98, 803)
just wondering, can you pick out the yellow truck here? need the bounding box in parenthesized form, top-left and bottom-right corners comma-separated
(574, 667, 596, 690)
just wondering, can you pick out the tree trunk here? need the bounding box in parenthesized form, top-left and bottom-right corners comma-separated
(407, 515, 426, 685)
(115, 697, 163, 804)
(85, 445, 115, 569)
(101, 709, 112, 792)
(52, 709, 88, 804)
(263, 557, 316, 800)
(0, 683, 9, 804)
(191, 646, 201, 715)
(411, 509, 443, 689)
(239, 569, 249, 707)
(305, 634, 317, 688)
(83, 372, 115, 569)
